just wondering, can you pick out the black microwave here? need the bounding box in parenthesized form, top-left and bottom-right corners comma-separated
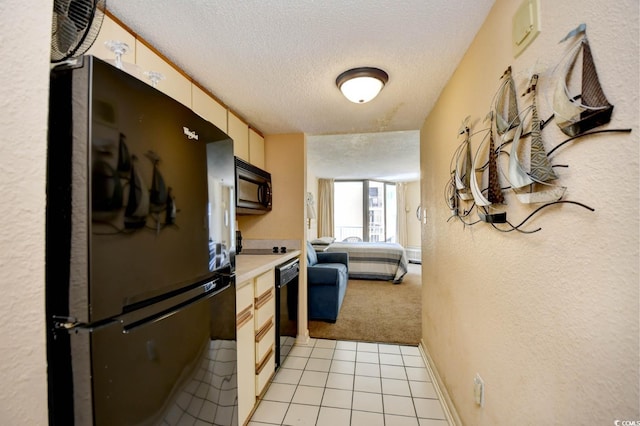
(235, 157, 272, 214)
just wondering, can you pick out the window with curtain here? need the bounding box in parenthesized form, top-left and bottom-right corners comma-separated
(333, 180, 397, 242)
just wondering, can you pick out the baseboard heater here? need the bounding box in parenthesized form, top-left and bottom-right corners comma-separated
(406, 246, 421, 264)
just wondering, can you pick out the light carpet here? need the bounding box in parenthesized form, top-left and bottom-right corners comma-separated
(308, 262, 422, 345)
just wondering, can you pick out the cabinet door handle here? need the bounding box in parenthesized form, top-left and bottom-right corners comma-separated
(255, 317, 274, 343)
(255, 345, 274, 375)
(254, 288, 274, 310)
(236, 305, 253, 328)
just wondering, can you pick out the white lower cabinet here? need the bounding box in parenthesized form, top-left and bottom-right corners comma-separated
(236, 269, 276, 424)
(236, 282, 256, 425)
(254, 273, 275, 396)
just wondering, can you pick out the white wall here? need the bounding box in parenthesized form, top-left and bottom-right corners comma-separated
(405, 180, 421, 248)
(420, 0, 639, 424)
(0, 0, 52, 424)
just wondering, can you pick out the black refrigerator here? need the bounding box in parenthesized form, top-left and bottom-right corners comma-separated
(46, 56, 238, 425)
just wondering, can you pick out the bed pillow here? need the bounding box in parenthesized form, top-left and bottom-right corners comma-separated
(311, 237, 335, 245)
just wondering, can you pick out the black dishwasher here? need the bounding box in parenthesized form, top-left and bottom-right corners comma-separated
(274, 257, 299, 367)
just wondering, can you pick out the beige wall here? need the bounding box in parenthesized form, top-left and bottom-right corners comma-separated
(420, 0, 639, 424)
(0, 0, 52, 424)
(237, 133, 306, 241)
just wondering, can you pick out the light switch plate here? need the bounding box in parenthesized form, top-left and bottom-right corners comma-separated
(512, 0, 541, 58)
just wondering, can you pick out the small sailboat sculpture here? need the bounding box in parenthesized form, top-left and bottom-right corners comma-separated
(495, 66, 521, 135)
(508, 74, 566, 204)
(553, 23, 614, 137)
(470, 112, 507, 223)
(453, 117, 474, 201)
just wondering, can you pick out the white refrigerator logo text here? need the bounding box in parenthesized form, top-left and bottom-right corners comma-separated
(183, 127, 199, 140)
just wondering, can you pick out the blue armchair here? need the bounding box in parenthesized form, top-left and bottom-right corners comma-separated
(306, 241, 349, 323)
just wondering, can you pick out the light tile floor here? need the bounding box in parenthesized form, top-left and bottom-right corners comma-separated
(249, 338, 450, 426)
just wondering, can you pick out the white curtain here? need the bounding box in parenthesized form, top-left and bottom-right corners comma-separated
(317, 178, 334, 237)
(396, 182, 408, 247)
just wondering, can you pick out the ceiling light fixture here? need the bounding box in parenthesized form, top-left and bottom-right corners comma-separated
(336, 67, 389, 104)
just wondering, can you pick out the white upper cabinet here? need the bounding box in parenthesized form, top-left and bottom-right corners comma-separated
(228, 112, 249, 162)
(134, 41, 192, 108)
(249, 128, 265, 169)
(192, 84, 228, 133)
(89, 14, 265, 164)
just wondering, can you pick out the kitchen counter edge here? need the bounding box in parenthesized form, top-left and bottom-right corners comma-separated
(234, 250, 301, 288)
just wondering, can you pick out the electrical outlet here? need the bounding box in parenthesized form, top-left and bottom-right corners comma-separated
(474, 374, 485, 407)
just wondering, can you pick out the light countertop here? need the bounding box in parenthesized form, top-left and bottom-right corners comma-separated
(234, 250, 301, 288)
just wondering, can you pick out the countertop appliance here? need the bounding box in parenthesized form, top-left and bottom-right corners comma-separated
(46, 56, 238, 425)
(235, 157, 272, 214)
(274, 258, 299, 367)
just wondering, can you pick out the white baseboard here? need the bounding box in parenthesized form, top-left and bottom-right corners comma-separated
(419, 339, 462, 426)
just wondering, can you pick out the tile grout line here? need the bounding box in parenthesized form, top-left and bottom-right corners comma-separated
(257, 338, 446, 425)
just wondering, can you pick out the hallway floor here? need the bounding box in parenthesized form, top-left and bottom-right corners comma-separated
(249, 337, 450, 426)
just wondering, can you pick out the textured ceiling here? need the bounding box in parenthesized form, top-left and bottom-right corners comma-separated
(307, 131, 420, 181)
(107, 1, 495, 180)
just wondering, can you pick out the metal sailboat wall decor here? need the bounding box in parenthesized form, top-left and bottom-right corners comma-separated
(444, 24, 631, 234)
(552, 23, 614, 137)
(445, 69, 596, 233)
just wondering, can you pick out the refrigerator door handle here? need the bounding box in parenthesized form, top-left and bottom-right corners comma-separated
(52, 315, 120, 334)
(53, 279, 231, 335)
(122, 280, 222, 334)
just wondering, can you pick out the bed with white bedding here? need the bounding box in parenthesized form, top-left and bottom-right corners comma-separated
(323, 241, 408, 284)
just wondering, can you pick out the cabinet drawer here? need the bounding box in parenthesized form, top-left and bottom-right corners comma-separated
(254, 270, 274, 296)
(237, 281, 254, 309)
(255, 317, 275, 361)
(255, 346, 275, 397)
(254, 288, 274, 327)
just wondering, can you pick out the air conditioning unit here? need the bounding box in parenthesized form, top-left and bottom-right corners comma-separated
(405, 246, 421, 264)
